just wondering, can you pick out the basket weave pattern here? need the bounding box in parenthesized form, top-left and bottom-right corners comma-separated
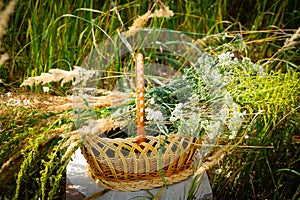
(81, 134, 200, 191)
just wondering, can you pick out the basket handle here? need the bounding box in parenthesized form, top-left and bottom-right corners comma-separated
(135, 53, 147, 144)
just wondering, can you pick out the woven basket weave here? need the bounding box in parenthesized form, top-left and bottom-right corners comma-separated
(80, 53, 200, 191)
(81, 133, 200, 191)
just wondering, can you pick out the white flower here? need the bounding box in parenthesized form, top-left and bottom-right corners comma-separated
(170, 103, 183, 122)
(217, 52, 234, 67)
(232, 102, 239, 112)
(197, 53, 212, 65)
(226, 171, 232, 178)
(241, 57, 252, 65)
(7, 92, 11, 98)
(145, 108, 164, 122)
(43, 86, 50, 93)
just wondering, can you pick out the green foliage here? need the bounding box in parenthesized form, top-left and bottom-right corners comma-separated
(0, 105, 75, 199)
(211, 69, 300, 199)
(229, 70, 300, 126)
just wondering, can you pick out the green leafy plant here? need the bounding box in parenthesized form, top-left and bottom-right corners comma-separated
(210, 59, 300, 199)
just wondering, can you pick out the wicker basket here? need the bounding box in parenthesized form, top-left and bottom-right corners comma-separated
(80, 53, 200, 191)
(81, 134, 200, 191)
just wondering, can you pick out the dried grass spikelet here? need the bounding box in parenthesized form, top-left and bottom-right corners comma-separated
(283, 27, 300, 50)
(73, 90, 133, 108)
(41, 89, 133, 113)
(124, 3, 174, 38)
(62, 118, 119, 140)
(150, 6, 174, 18)
(58, 123, 82, 163)
(0, 0, 17, 39)
(126, 10, 152, 35)
(48, 103, 73, 112)
(48, 68, 77, 85)
(194, 145, 230, 177)
(20, 66, 90, 87)
(60, 136, 81, 163)
(59, 117, 123, 162)
(272, 27, 300, 57)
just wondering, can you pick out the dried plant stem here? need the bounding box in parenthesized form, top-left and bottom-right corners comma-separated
(135, 53, 147, 144)
(0, 0, 17, 39)
(0, 52, 8, 65)
(0, 151, 21, 174)
(0, 0, 17, 67)
(194, 144, 231, 177)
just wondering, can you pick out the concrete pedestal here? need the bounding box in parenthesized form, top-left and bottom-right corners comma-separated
(67, 149, 213, 200)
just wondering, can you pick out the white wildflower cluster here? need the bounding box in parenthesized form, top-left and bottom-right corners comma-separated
(215, 52, 239, 78)
(216, 51, 265, 76)
(210, 92, 245, 140)
(145, 107, 169, 135)
(140, 51, 247, 141)
(129, 51, 247, 142)
(145, 108, 164, 122)
(175, 53, 247, 141)
(195, 53, 228, 91)
(170, 103, 183, 122)
(217, 52, 236, 68)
